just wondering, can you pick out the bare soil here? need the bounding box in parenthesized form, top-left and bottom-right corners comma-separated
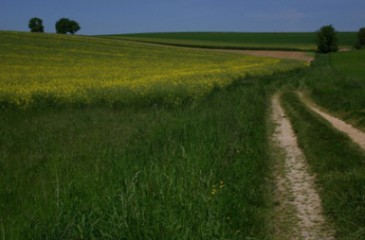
(124, 40, 314, 63)
(298, 93, 365, 151)
(216, 49, 314, 63)
(271, 94, 335, 240)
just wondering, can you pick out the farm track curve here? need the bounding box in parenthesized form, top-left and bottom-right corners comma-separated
(271, 93, 335, 240)
(298, 92, 365, 151)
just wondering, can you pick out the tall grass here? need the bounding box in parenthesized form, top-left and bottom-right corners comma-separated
(282, 92, 365, 240)
(0, 77, 275, 239)
(1, 31, 310, 239)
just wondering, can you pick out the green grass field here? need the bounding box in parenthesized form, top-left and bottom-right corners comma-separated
(332, 49, 365, 80)
(1, 81, 275, 239)
(98, 32, 357, 51)
(0, 31, 308, 239)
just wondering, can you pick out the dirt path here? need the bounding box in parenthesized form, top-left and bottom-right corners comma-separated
(271, 94, 335, 240)
(298, 93, 365, 151)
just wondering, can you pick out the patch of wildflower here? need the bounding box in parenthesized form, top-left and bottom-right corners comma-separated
(0, 31, 307, 108)
(211, 180, 225, 196)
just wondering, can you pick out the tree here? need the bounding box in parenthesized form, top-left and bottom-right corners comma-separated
(316, 25, 338, 53)
(55, 18, 80, 34)
(358, 27, 365, 46)
(28, 17, 44, 33)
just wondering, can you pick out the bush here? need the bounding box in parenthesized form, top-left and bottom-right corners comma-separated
(316, 25, 338, 53)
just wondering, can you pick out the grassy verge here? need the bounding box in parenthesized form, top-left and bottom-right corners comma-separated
(303, 51, 365, 130)
(281, 92, 365, 240)
(0, 77, 275, 239)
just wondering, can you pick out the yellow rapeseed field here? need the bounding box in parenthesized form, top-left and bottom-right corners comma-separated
(0, 31, 306, 107)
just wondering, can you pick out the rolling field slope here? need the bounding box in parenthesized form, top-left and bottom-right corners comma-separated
(0, 31, 304, 108)
(0, 31, 307, 239)
(2, 30, 363, 239)
(332, 49, 365, 80)
(98, 32, 357, 51)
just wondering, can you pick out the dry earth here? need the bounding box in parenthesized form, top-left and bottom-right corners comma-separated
(216, 49, 314, 63)
(271, 94, 335, 240)
(120, 39, 314, 63)
(298, 93, 365, 151)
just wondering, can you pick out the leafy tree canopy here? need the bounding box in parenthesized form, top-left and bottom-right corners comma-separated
(28, 17, 44, 33)
(55, 18, 80, 35)
(358, 27, 365, 46)
(316, 25, 338, 53)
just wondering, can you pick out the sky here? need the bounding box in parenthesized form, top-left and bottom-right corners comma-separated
(0, 0, 364, 35)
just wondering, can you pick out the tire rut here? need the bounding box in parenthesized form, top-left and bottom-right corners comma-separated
(298, 92, 365, 151)
(271, 93, 335, 240)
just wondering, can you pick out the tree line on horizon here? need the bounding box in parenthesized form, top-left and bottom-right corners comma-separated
(28, 17, 364, 53)
(28, 17, 80, 35)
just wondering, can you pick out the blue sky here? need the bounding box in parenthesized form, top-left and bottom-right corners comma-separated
(0, 0, 364, 35)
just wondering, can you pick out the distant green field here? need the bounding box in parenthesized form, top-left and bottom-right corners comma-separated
(332, 49, 365, 80)
(98, 32, 357, 51)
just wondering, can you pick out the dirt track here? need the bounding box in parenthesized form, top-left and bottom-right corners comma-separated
(298, 93, 365, 151)
(271, 94, 334, 240)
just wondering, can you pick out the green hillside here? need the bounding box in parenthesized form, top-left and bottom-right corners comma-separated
(0, 31, 304, 108)
(332, 49, 365, 80)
